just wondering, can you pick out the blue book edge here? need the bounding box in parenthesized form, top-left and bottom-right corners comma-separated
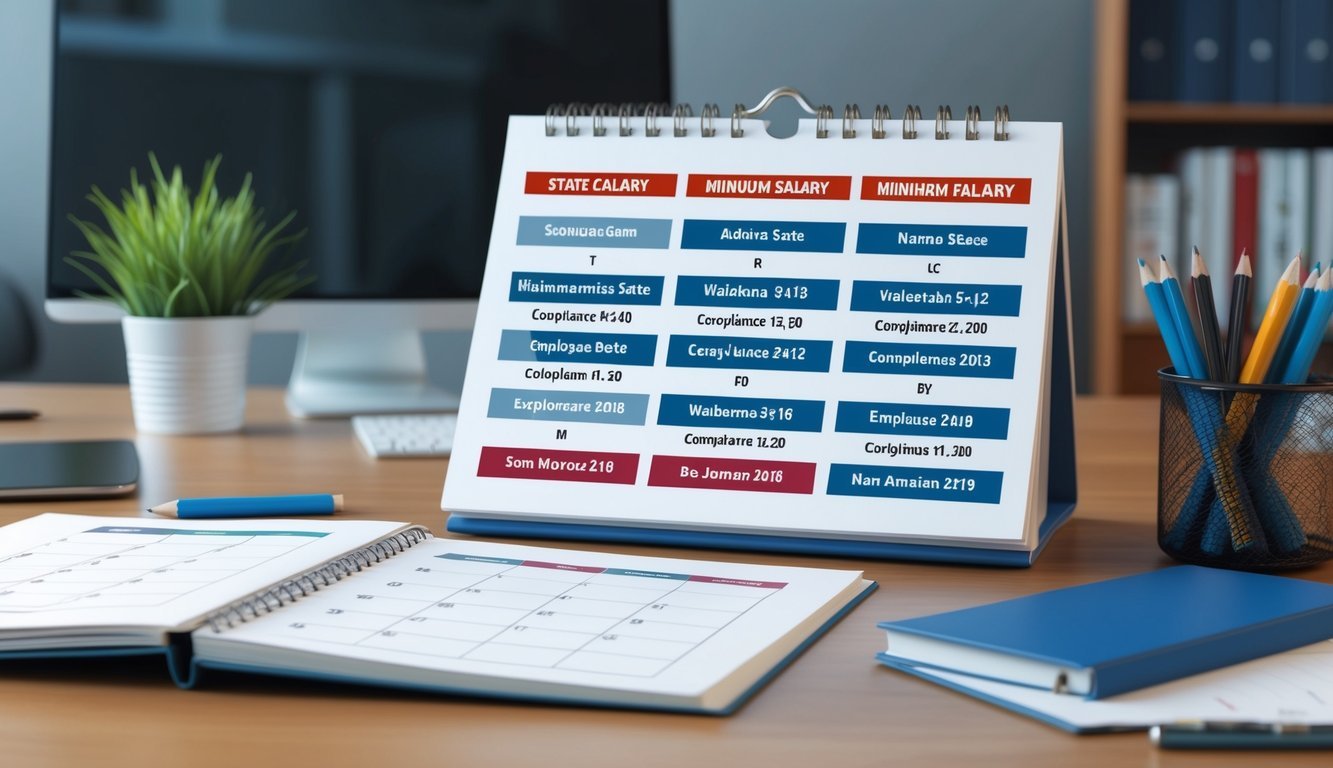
(181, 580, 877, 714)
(446, 501, 1075, 567)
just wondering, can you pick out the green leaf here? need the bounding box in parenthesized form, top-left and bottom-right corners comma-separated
(65, 153, 310, 317)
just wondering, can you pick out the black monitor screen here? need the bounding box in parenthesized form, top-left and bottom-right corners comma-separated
(48, 0, 670, 300)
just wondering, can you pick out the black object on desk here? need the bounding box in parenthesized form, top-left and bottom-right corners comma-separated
(0, 410, 40, 421)
(1152, 721, 1333, 750)
(0, 440, 138, 499)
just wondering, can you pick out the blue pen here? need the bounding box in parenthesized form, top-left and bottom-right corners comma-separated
(148, 493, 343, 519)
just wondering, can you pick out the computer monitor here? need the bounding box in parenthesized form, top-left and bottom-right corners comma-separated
(44, 0, 670, 416)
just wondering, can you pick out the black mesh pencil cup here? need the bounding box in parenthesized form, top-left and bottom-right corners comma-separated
(1158, 370, 1333, 570)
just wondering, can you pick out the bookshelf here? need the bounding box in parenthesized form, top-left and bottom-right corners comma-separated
(1092, 0, 1333, 394)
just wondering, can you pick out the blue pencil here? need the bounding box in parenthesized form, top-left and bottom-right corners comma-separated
(1142, 260, 1231, 553)
(149, 493, 343, 518)
(1279, 267, 1333, 384)
(1159, 255, 1208, 379)
(1140, 259, 1190, 373)
(1268, 263, 1320, 383)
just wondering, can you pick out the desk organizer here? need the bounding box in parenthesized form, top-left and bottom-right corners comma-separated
(1158, 370, 1333, 570)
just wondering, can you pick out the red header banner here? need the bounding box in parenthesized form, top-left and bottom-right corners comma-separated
(524, 172, 678, 196)
(861, 176, 1032, 204)
(686, 174, 852, 200)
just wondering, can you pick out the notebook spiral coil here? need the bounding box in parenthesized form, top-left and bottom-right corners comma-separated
(203, 526, 432, 632)
(543, 87, 1012, 141)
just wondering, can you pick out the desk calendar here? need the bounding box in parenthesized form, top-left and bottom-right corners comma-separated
(443, 91, 1077, 565)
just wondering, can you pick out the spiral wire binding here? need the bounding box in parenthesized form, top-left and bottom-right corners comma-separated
(673, 103, 694, 137)
(872, 105, 891, 139)
(965, 105, 981, 140)
(645, 102, 671, 137)
(994, 104, 1010, 141)
(618, 104, 634, 136)
(544, 104, 561, 137)
(903, 104, 921, 139)
(701, 103, 719, 137)
(203, 526, 432, 632)
(934, 105, 952, 140)
(544, 90, 1013, 141)
(841, 104, 861, 138)
(591, 103, 613, 137)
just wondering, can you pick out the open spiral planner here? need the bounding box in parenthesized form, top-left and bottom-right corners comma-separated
(442, 89, 1078, 566)
(0, 513, 872, 713)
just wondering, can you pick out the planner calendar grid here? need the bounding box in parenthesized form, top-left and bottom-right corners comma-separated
(255, 552, 788, 678)
(0, 527, 327, 611)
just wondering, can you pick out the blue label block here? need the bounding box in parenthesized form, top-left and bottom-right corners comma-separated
(509, 272, 664, 305)
(849, 281, 1022, 316)
(665, 335, 833, 372)
(834, 402, 1011, 439)
(488, 388, 650, 425)
(827, 464, 1003, 504)
(657, 394, 825, 432)
(681, 219, 846, 253)
(517, 216, 672, 249)
(856, 223, 1027, 258)
(843, 341, 1016, 379)
(675, 275, 840, 310)
(498, 330, 657, 366)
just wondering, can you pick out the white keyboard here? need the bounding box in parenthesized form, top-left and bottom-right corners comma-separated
(352, 413, 458, 458)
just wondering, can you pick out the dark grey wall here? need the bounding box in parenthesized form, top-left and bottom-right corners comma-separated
(2, 0, 1094, 391)
(670, 0, 1095, 390)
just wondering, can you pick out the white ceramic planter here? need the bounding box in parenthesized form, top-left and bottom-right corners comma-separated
(122, 316, 253, 434)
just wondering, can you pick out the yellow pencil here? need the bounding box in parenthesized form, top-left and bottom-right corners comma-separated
(1239, 257, 1302, 384)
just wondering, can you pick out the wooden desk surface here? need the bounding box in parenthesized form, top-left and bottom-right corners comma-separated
(0, 384, 1328, 767)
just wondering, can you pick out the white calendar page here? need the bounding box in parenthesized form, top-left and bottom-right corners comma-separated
(443, 115, 1065, 550)
(0, 514, 411, 646)
(192, 539, 869, 710)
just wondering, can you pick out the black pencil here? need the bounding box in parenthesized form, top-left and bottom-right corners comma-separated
(1191, 248, 1226, 382)
(1224, 251, 1252, 384)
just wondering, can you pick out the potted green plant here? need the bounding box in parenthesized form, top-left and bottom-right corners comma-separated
(67, 154, 310, 434)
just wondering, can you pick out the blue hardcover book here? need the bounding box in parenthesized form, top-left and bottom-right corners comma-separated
(1280, 0, 1332, 102)
(877, 566, 1333, 700)
(1129, 0, 1175, 101)
(1177, 0, 1234, 102)
(1233, 0, 1281, 102)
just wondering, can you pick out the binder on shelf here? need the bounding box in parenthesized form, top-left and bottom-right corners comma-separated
(1232, 147, 1259, 267)
(1279, 0, 1332, 103)
(442, 88, 1077, 567)
(1233, 0, 1280, 103)
(1123, 174, 1179, 325)
(1176, 0, 1232, 102)
(1203, 147, 1234, 312)
(1256, 147, 1290, 327)
(1129, 0, 1176, 101)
